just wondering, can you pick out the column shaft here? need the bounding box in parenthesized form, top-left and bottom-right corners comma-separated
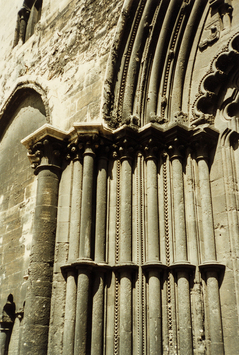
(120, 158, 132, 262)
(19, 18, 27, 42)
(120, 272, 132, 355)
(197, 153, 224, 353)
(119, 156, 132, 355)
(20, 167, 60, 355)
(207, 271, 224, 354)
(75, 144, 95, 354)
(63, 271, 77, 355)
(197, 158, 216, 261)
(95, 156, 108, 262)
(171, 157, 187, 262)
(146, 157, 159, 261)
(148, 270, 162, 355)
(74, 270, 90, 355)
(177, 270, 192, 354)
(170, 152, 193, 354)
(146, 154, 162, 354)
(91, 154, 108, 355)
(63, 158, 83, 355)
(185, 150, 205, 353)
(91, 272, 105, 355)
(79, 147, 95, 259)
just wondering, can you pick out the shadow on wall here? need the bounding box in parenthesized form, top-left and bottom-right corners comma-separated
(0, 294, 16, 355)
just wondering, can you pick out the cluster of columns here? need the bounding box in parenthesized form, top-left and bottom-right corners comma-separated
(20, 123, 225, 355)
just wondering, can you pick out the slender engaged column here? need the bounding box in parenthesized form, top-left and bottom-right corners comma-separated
(95, 150, 108, 263)
(148, 270, 161, 355)
(18, 7, 30, 43)
(120, 156, 132, 263)
(169, 142, 187, 263)
(79, 142, 95, 259)
(63, 151, 83, 355)
(91, 148, 109, 355)
(145, 144, 159, 262)
(20, 127, 68, 355)
(197, 150, 216, 262)
(74, 141, 96, 355)
(119, 141, 133, 355)
(74, 269, 91, 354)
(169, 139, 193, 355)
(144, 142, 162, 354)
(91, 272, 105, 355)
(196, 142, 224, 354)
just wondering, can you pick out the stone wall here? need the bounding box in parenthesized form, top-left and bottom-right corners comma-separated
(0, 0, 123, 131)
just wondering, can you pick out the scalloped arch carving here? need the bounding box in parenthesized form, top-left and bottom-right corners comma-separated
(193, 33, 239, 124)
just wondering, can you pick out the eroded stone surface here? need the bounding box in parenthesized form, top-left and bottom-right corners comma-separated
(1, 1, 239, 355)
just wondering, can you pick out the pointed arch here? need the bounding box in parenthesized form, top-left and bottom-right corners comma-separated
(0, 79, 50, 136)
(103, 0, 209, 128)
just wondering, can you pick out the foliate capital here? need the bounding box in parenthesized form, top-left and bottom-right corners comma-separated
(168, 138, 184, 160)
(143, 138, 159, 161)
(118, 138, 135, 161)
(21, 124, 68, 174)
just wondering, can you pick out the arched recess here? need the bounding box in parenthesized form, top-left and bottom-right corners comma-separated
(0, 84, 48, 334)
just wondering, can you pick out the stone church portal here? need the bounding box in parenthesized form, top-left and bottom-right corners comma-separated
(0, 0, 239, 354)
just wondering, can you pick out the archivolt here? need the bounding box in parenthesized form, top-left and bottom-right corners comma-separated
(103, 0, 208, 128)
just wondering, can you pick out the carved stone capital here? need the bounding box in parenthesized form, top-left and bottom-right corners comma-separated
(97, 144, 111, 160)
(82, 140, 98, 158)
(21, 124, 68, 174)
(66, 142, 83, 162)
(144, 138, 159, 160)
(168, 138, 184, 160)
(194, 142, 209, 161)
(118, 138, 134, 161)
(191, 125, 219, 160)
